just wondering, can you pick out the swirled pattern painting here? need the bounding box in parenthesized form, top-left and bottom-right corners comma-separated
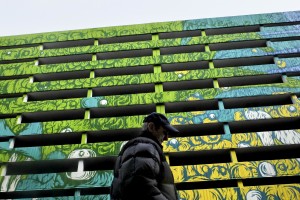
(0, 10, 300, 199)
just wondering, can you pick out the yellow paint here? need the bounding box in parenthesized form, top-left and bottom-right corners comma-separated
(205, 45, 210, 52)
(87, 89, 93, 98)
(84, 110, 90, 119)
(213, 79, 219, 88)
(153, 49, 160, 56)
(92, 54, 97, 61)
(81, 133, 87, 144)
(89, 71, 95, 78)
(209, 62, 215, 69)
(171, 159, 300, 183)
(277, 60, 287, 68)
(152, 34, 159, 41)
(94, 39, 99, 46)
(234, 111, 245, 121)
(174, 70, 189, 76)
(179, 184, 300, 200)
(203, 118, 218, 123)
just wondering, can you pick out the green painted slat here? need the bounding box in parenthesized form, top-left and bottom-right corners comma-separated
(1, 25, 300, 61)
(0, 102, 299, 137)
(1, 130, 299, 162)
(0, 11, 299, 47)
(1, 82, 300, 115)
(1, 42, 300, 78)
(1, 59, 300, 95)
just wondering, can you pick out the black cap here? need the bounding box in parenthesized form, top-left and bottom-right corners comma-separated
(143, 112, 179, 136)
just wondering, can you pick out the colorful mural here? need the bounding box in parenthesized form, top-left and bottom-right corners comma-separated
(0, 11, 300, 199)
(178, 184, 300, 200)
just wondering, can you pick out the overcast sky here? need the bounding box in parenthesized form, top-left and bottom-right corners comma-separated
(1, 0, 299, 37)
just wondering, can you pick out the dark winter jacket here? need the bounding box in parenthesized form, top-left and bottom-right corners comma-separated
(110, 131, 179, 200)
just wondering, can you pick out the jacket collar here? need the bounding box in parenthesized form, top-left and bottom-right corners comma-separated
(139, 130, 163, 149)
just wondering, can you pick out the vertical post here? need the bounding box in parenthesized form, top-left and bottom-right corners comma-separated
(94, 39, 99, 46)
(90, 70, 95, 79)
(291, 95, 298, 104)
(92, 54, 97, 61)
(74, 161, 83, 198)
(29, 76, 34, 83)
(152, 34, 165, 114)
(16, 115, 22, 124)
(230, 149, 244, 187)
(93, 39, 98, 64)
(23, 94, 28, 103)
(218, 99, 225, 110)
(75, 189, 81, 199)
(34, 59, 39, 66)
(82, 108, 90, 144)
(0, 165, 7, 176)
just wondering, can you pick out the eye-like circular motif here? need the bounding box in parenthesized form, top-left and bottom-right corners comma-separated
(222, 87, 231, 91)
(238, 142, 250, 148)
(61, 128, 72, 133)
(289, 106, 296, 112)
(246, 190, 263, 200)
(258, 162, 276, 177)
(100, 99, 108, 105)
(209, 113, 215, 119)
(252, 48, 258, 53)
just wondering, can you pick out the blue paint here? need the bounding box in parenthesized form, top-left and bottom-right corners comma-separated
(81, 97, 104, 108)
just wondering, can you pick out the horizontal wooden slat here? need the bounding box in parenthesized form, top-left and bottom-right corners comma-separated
(171, 159, 300, 183)
(0, 84, 299, 115)
(0, 101, 299, 136)
(1, 28, 299, 61)
(0, 41, 300, 78)
(164, 129, 300, 152)
(0, 170, 113, 192)
(178, 184, 300, 200)
(0, 57, 299, 95)
(1, 131, 299, 163)
(5, 184, 300, 199)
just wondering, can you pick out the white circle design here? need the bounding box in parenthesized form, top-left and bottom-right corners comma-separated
(66, 149, 97, 180)
(246, 190, 263, 200)
(258, 162, 276, 177)
(100, 99, 108, 105)
(61, 128, 72, 133)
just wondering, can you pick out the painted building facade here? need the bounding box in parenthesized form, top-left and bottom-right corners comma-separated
(0, 11, 300, 199)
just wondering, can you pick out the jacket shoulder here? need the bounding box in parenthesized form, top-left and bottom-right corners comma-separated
(121, 137, 163, 163)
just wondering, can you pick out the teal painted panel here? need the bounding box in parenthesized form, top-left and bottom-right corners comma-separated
(0, 170, 113, 192)
(183, 11, 300, 30)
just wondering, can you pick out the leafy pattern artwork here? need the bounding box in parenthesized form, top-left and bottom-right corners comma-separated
(0, 11, 300, 199)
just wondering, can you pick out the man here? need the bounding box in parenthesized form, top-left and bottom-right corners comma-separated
(110, 112, 180, 200)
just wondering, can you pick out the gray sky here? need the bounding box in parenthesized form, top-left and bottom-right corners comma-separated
(1, 0, 299, 37)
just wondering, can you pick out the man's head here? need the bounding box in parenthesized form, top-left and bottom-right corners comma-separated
(143, 112, 179, 143)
